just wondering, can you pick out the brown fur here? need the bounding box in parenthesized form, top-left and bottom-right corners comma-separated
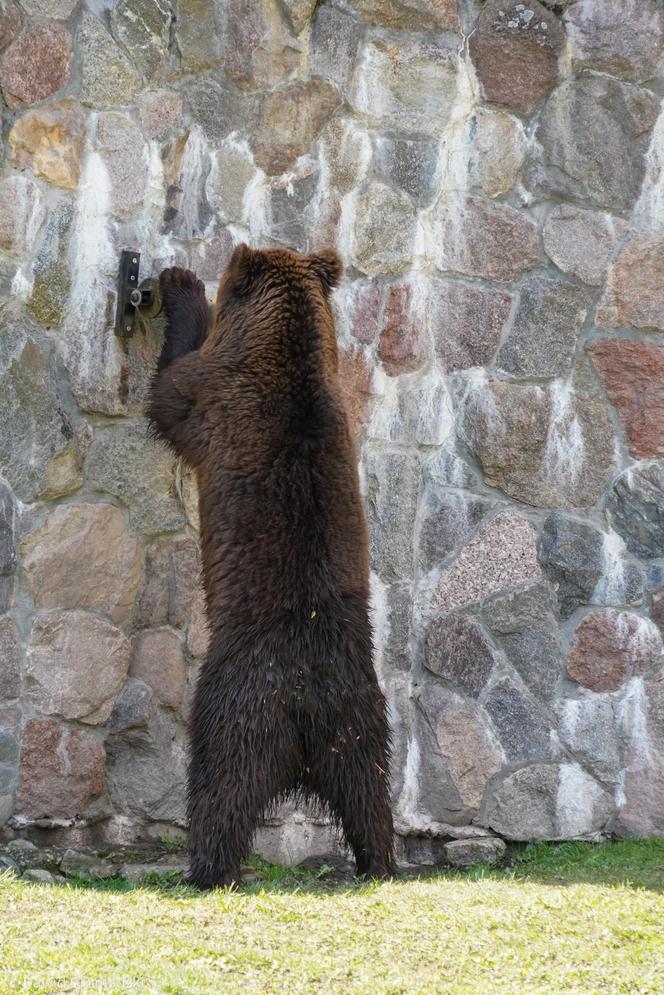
(147, 246, 395, 888)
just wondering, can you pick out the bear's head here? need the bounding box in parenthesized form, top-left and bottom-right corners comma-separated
(211, 244, 343, 373)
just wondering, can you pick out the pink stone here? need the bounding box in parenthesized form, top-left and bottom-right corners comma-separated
(432, 513, 541, 615)
(566, 610, 662, 693)
(348, 281, 382, 345)
(597, 236, 664, 331)
(251, 80, 341, 175)
(26, 610, 131, 725)
(16, 720, 105, 821)
(431, 280, 512, 372)
(378, 283, 430, 377)
(434, 196, 539, 282)
(0, 23, 71, 109)
(588, 338, 664, 460)
(187, 586, 209, 658)
(339, 343, 374, 445)
(137, 89, 184, 140)
(0, 1, 21, 50)
(131, 628, 187, 711)
(20, 503, 143, 626)
(469, 0, 564, 114)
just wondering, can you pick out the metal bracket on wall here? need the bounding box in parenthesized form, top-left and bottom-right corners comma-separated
(115, 249, 162, 338)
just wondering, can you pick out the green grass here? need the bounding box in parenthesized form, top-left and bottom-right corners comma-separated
(1, 840, 663, 994)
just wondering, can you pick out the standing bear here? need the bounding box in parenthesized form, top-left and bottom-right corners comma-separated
(148, 246, 395, 888)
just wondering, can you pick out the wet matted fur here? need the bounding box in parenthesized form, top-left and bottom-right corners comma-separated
(147, 246, 395, 889)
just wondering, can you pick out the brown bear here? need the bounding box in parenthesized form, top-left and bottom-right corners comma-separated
(147, 246, 395, 889)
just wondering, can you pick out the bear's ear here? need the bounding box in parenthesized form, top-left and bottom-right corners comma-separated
(309, 250, 343, 293)
(226, 243, 267, 296)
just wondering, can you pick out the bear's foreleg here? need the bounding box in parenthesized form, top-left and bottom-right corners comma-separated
(156, 267, 211, 372)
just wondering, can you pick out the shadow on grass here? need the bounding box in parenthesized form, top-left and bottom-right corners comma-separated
(47, 839, 664, 899)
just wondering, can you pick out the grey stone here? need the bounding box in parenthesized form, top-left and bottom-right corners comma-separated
(206, 138, 257, 225)
(134, 536, 201, 630)
(557, 693, 621, 785)
(483, 581, 558, 635)
(269, 165, 320, 252)
(373, 136, 441, 208)
(418, 490, 493, 574)
(0, 175, 44, 259)
(543, 206, 628, 287)
(6, 839, 37, 854)
(497, 277, 591, 380)
(309, 4, 363, 93)
(106, 713, 187, 826)
(0, 330, 76, 502)
(109, 678, 156, 734)
(422, 448, 479, 491)
(111, 0, 171, 84)
(566, 0, 664, 83)
(464, 109, 527, 199)
(350, 39, 456, 137)
(97, 112, 148, 218)
(0, 480, 15, 609)
(443, 837, 506, 868)
(87, 421, 185, 535)
(499, 623, 561, 702)
(22, 868, 57, 884)
(0, 763, 16, 793)
(608, 464, 664, 559)
(19, 0, 76, 14)
(352, 182, 418, 277)
(415, 683, 503, 824)
(281, 0, 317, 35)
(531, 75, 659, 215)
(184, 75, 249, 144)
(485, 675, 554, 762)
(0, 728, 18, 766)
(540, 512, 644, 617)
(369, 375, 447, 446)
(163, 129, 213, 240)
(423, 615, 497, 698)
(485, 763, 614, 841)
(26, 200, 73, 328)
(461, 379, 616, 509)
(60, 849, 114, 881)
(0, 854, 19, 875)
(78, 11, 140, 107)
(174, 0, 222, 73)
(382, 584, 413, 673)
(365, 451, 419, 582)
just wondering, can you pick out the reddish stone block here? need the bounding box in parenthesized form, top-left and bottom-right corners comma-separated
(589, 338, 664, 460)
(566, 610, 661, 693)
(0, 23, 71, 109)
(378, 283, 429, 377)
(16, 720, 105, 821)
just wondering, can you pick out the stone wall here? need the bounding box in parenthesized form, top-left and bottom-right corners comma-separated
(1, 0, 664, 861)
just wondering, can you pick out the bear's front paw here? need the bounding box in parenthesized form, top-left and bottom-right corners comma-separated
(159, 267, 206, 309)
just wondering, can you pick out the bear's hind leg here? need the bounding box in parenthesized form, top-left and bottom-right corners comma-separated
(187, 685, 304, 890)
(304, 692, 396, 880)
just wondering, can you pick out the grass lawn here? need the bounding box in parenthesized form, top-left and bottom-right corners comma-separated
(1, 839, 663, 994)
